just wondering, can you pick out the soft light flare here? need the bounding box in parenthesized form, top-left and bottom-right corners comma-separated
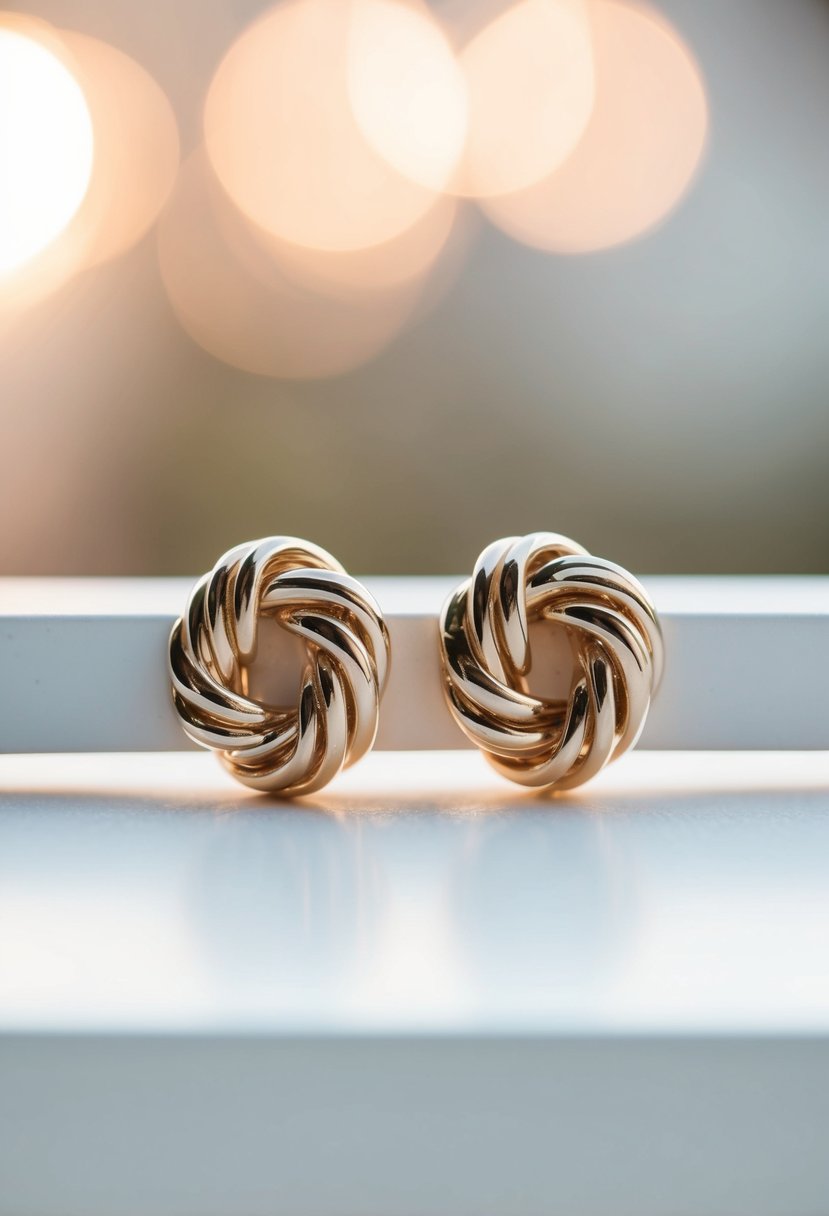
(482, 0, 708, 251)
(158, 153, 451, 379)
(62, 31, 180, 268)
(346, 0, 468, 193)
(204, 0, 440, 252)
(0, 27, 94, 275)
(456, 0, 595, 198)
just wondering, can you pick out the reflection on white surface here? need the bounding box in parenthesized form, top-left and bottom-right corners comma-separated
(348, 865, 469, 1022)
(0, 751, 828, 1031)
(613, 886, 829, 1026)
(0, 883, 206, 1021)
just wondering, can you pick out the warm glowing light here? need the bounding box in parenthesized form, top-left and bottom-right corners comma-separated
(346, 0, 467, 193)
(244, 193, 459, 298)
(158, 154, 455, 379)
(482, 0, 708, 251)
(204, 0, 442, 253)
(0, 27, 93, 275)
(455, 0, 595, 198)
(0, 21, 178, 316)
(61, 32, 180, 267)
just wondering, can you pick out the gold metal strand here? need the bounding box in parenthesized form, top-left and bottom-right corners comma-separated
(439, 532, 663, 790)
(169, 537, 390, 795)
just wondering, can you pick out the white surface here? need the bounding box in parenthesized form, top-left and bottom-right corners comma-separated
(1, 575, 829, 751)
(1, 750, 828, 1215)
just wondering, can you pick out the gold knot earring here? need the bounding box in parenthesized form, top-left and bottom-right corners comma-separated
(169, 537, 390, 795)
(438, 532, 663, 790)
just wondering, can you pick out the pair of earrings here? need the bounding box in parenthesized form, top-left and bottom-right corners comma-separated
(169, 533, 663, 797)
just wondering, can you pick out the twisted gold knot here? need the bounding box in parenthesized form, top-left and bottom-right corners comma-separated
(439, 533, 663, 790)
(169, 537, 390, 794)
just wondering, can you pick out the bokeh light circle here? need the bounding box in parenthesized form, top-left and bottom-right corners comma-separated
(346, 0, 468, 193)
(482, 0, 708, 251)
(158, 153, 453, 379)
(62, 31, 180, 268)
(244, 194, 460, 298)
(456, 0, 595, 198)
(0, 26, 93, 275)
(204, 0, 442, 252)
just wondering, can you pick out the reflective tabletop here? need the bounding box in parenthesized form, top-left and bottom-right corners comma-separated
(1, 749, 828, 1034)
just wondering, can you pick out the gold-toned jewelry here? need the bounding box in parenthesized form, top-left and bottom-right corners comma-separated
(169, 537, 390, 795)
(438, 533, 663, 790)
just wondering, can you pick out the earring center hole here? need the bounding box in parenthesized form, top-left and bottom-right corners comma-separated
(240, 617, 308, 709)
(521, 620, 579, 702)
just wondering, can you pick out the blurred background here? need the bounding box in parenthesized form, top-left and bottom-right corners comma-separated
(0, 0, 827, 576)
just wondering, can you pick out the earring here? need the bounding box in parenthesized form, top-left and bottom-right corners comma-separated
(169, 537, 390, 795)
(438, 533, 663, 791)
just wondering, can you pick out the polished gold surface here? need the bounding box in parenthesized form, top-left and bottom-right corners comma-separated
(169, 537, 390, 794)
(439, 533, 663, 790)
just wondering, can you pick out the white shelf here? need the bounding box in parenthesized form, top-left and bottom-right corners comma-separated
(1, 750, 828, 1215)
(2, 575, 829, 751)
(2, 578, 828, 1213)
